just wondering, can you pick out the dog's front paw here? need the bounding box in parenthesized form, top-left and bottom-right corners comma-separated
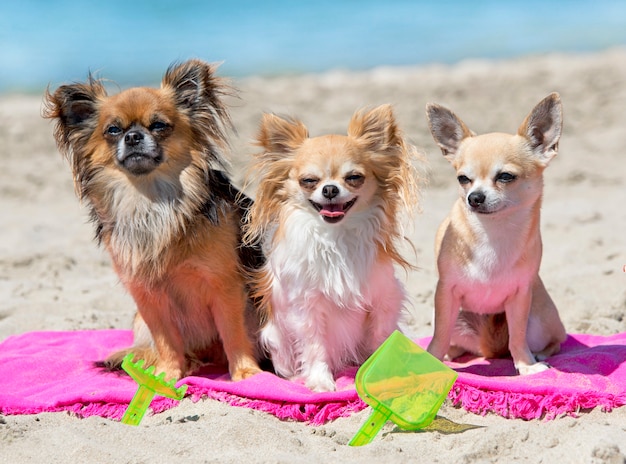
(231, 366, 262, 381)
(516, 361, 551, 375)
(230, 357, 262, 381)
(304, 364, 336, 392)
(155, 361, 184, 382)
(306, 376, 336, 392)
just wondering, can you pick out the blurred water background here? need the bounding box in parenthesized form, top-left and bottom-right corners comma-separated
(1, 0, 625, 93)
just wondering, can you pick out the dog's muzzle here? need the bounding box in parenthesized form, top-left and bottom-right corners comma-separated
(117, 130, 163, 176)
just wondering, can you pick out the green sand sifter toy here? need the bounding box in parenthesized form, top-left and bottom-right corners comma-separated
(120, 353, 188, 426)
(349, 330, 458, 446)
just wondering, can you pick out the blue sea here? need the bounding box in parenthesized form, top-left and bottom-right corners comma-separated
(1, 0, 625, 93)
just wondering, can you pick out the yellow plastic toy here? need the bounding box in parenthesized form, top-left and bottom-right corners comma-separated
(349, 330, 458, 446)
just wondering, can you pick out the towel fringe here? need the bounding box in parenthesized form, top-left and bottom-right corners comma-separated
(5, 398, 187, 422)
(449, 383, 626, 420)
(5, 382, 626, 425)
(13, 394, 368, 426)
(190, 390, 368, 425)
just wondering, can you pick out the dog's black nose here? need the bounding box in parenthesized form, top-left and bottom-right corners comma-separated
(124, 131, 144, 146)
(468, 191, 486, 207)
(322, 184, 340, 199)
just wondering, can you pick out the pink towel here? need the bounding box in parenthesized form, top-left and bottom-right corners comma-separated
(439, 332, 626, 419)
(0, 330, 624, 423)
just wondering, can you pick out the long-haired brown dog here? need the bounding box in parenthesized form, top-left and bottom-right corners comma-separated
(43, 59, 262, 381)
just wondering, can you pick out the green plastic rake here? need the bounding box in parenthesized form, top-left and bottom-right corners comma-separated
(120, 353, 188, 426)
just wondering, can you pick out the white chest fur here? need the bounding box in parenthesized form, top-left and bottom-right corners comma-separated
(261, 206, 405, 387)
(267, 207, 384, 308)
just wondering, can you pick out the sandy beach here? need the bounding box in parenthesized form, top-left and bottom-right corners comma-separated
(1, 48, 626, 463)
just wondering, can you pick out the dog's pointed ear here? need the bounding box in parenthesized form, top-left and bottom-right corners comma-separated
(43, 74, 105, 127)
(162, 59, 233, 160)
(42, 74, 106, 155)
(347, 104, 401, 151)
(256, 113, 309, 157)
(518, 92, 562, 165)
(426, 103, 474, 161)
(162, 59, 226, 110)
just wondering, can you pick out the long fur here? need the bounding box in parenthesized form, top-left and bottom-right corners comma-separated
(43, 59, 263, 381)
(244, 105, 421, 391)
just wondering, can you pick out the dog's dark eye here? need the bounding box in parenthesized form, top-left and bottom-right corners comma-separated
(149, 121, 169, 132)
(299, 177, 319, 190)
(345, 173, 365, 188)
(457, 175, 471, 185)
(497, 172, 516, 183)
(105, 125, 122, 137)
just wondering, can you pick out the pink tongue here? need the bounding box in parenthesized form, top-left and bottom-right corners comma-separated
(320, 204, 344, 217)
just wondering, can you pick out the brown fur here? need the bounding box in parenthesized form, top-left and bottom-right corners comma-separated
(43, 59, 262, 381)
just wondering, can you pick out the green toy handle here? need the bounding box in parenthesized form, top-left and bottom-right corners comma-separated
(122, 386, 156, 426)
(349, 405, 392, 447)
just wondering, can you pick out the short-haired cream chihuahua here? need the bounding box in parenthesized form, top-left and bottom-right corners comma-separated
(425, 93, 567, 375)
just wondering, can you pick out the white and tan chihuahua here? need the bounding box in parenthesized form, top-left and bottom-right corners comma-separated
(244, 105, 420, 391)
(425, 93, 567, 375)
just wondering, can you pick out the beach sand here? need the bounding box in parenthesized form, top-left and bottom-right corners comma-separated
(1, 48, 626, 463)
